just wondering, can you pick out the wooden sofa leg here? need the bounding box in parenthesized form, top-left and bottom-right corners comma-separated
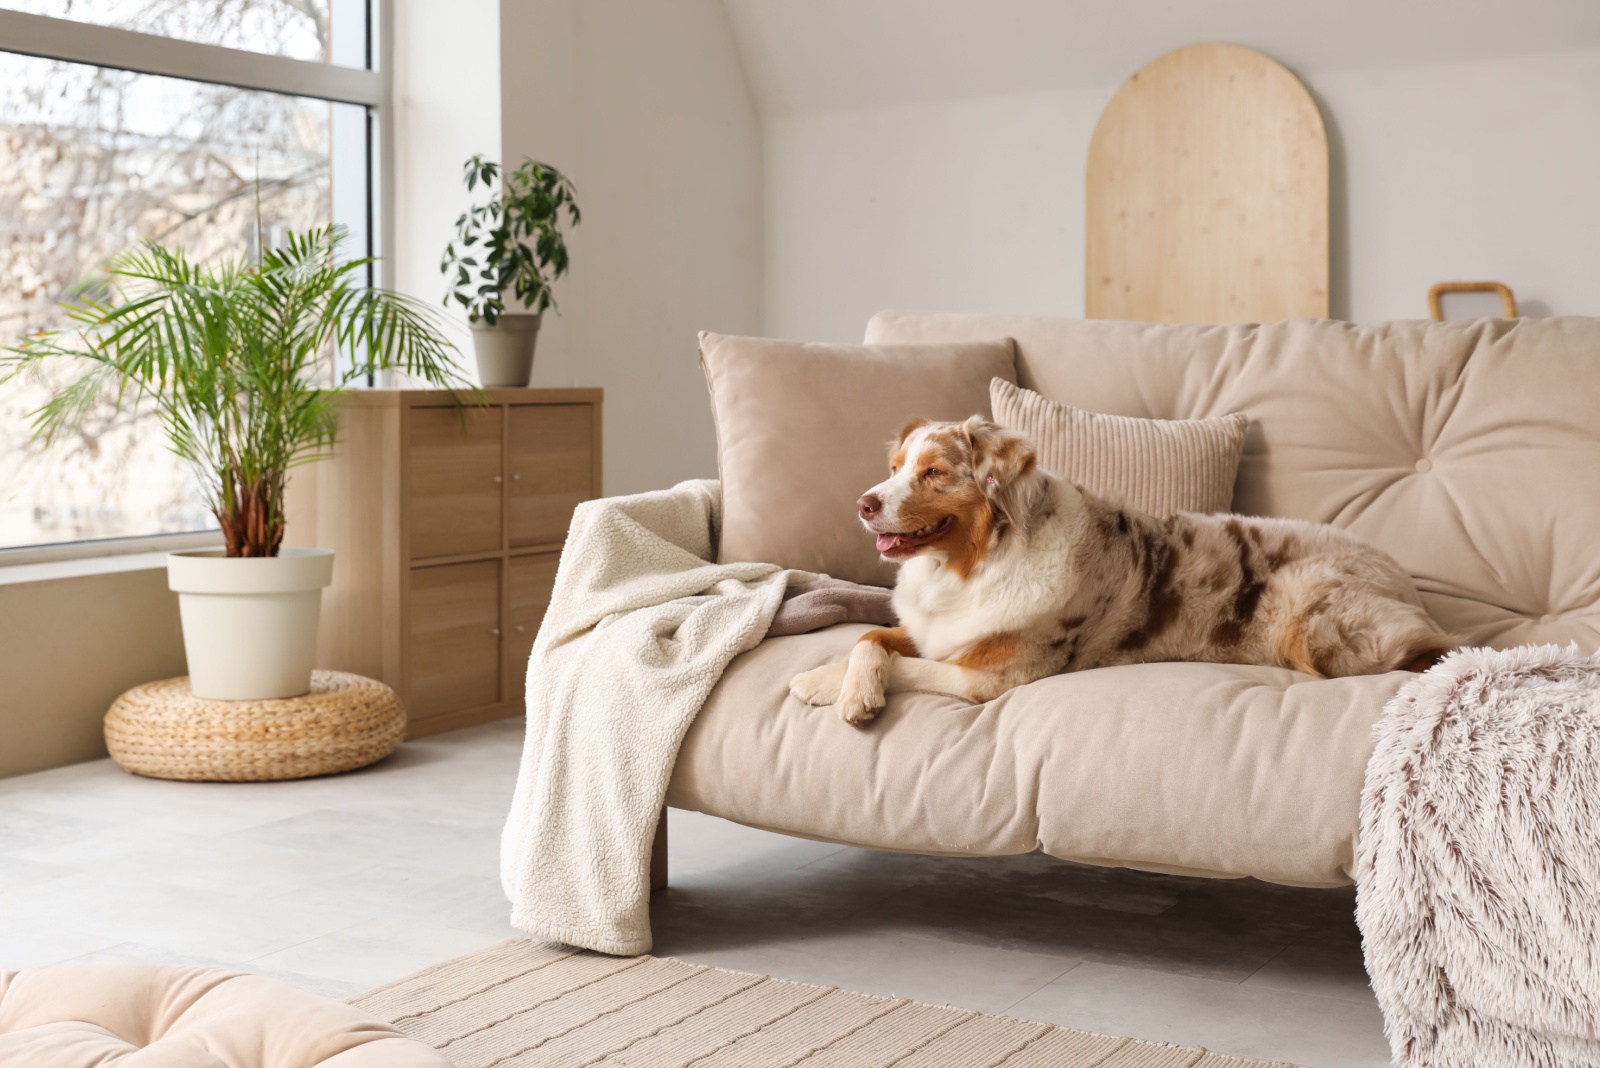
(649, 807, 668, 893)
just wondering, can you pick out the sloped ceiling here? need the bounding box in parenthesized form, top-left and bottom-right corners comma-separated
(721, 0, 1600, 116)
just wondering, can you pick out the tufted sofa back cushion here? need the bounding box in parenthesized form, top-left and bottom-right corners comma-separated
(866, 312, 1600, 651)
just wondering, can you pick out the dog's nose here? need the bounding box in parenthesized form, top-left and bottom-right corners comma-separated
(857, 493, 882, 519)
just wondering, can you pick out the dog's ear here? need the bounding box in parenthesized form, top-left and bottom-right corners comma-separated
(888, 416, 929, 468)
(895, 416, 929, 446)
(962, 415, 1044, 530)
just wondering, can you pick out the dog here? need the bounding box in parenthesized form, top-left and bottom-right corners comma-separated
(790, 415, 1453, 728)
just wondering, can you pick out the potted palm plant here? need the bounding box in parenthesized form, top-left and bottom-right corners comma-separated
(4, 226, 464, 700)
(440, 155, 580, 387)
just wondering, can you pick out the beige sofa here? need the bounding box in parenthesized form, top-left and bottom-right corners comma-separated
(666, 312, 1600, 887)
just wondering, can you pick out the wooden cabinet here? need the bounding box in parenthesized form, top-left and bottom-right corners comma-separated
(408, 559, 502, 719)
(285, 388, 602, 736)
(408, 407, 504, 559)
(508, 404, 594, 548)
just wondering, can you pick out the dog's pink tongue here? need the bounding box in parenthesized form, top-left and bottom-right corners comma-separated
(876, 532, 900, 553)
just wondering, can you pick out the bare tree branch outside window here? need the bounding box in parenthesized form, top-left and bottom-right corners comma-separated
(0, 0, 346, 549)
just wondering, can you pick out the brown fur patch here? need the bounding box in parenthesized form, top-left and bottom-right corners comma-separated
(859, 626, 918, 658)
(953, 633, 1024, 670)
(1273, 582, 1341, 677)
(1119, 528, 1184, 651)
(1208, 518, 1266, 647)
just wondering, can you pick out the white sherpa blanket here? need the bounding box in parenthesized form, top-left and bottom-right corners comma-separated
(499, 479, 788, 956)
(1357, 644, 1600, 1068)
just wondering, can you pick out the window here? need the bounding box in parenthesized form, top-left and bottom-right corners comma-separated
(0, 0, 384, 558)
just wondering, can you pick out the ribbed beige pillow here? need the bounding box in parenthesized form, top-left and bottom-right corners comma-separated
(990, 377, 1247, 515)
(703, 332, 1017, 586)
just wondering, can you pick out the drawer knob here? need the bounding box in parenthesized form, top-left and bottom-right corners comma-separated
(489, 627, 501, 637)
(515, 624, 526, 633)
(511, 473, 522, 481)
(491, 475, 503, 484)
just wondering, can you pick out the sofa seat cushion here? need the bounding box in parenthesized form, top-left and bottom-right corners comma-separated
(668, 625, 1408, 887)
(0, 963, 449, 1067)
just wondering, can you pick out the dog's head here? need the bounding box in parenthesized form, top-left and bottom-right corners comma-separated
(857, 415, 1044, 574)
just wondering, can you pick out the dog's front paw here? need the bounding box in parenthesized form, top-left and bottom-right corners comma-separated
(837, 670, 887, 729)
(789, 663, 847, 706)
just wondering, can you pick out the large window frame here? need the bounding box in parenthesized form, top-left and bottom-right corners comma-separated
(0, 2, 393, 567)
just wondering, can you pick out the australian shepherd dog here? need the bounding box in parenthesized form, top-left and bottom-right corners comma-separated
(791, 415, 1453, 727)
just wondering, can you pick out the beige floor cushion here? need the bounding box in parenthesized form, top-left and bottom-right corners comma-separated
(0, 963, 450, 1066)
(668, 624, 1410, 887)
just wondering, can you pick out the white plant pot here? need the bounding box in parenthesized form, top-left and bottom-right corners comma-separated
(167, 548, 335, 700)
(470, 314, 542, 387)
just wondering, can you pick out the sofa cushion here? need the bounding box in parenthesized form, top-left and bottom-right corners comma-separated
(700, 331, 1017, 587)
(866, 313, 1600, 650)
(990, 377, 1247, 515)
(668, 625, 1406, 887)
(0, 963, 449, 1066)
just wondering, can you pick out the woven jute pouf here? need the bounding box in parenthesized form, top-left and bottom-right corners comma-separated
(105, 670, 407, 782)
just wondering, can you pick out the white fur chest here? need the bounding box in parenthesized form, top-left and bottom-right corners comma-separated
(891, 493, 1083, 661)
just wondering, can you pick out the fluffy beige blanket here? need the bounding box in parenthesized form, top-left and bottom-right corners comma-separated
(500, 480, 892, 956)
(500, 480, 784, 955)
(1357, 643, 1600, 1067)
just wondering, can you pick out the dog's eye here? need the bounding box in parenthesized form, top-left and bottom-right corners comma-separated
(922, 467, 942, 480)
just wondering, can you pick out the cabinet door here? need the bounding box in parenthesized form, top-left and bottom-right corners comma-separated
(408, 406, 503, 559)
(407, 560, 501, 720)
(505, 552, 560, 700)
(507, 405, 594, 549)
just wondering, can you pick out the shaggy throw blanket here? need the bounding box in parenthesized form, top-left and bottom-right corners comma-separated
(1357, 644, 1600, 1067)
(500, 480, 892, 955)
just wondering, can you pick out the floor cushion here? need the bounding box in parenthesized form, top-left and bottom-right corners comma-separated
(668, 624, 1410, 887)
(0, 963, 450, 1066)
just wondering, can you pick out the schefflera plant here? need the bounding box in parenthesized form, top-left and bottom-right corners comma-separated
(441, 155, 581, 325)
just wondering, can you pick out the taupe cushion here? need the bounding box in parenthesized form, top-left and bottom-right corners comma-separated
(700, 331, 1017, 587)
(990, 377, 1247, 515)
(0, 963, 449, 1066)
(868, 312, 1600, 650)
(668, 625, 1403, 886)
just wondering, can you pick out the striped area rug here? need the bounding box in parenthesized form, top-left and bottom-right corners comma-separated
(351, 939, 1292, 1068)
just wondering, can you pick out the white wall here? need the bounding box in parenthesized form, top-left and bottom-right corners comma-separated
(499, 0, 764, 495)
(1321, 50, 1600, 322)
(390, 0, 503, 373)
(765, 48, 1600, 341)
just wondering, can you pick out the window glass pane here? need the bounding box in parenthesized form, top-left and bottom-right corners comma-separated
(0, 50, 369, 551)
(0, 0, 368, 68)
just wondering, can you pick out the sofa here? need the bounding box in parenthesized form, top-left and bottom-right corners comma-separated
(664, 312, 1600, 889)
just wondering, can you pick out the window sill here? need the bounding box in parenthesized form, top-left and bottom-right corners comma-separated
(0, 529, 225, 586)
(0, 551, 184, 588)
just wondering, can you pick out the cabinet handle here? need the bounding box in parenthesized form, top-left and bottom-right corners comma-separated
(514, 624, 526, 633)
(489, 627, 501, 637)
(491, 475, 503, 484)
(511, 473, 521, 481)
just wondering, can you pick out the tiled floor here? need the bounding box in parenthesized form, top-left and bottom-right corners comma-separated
(0, 719, 1389, 1067)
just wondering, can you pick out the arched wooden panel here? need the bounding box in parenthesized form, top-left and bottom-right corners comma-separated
(1086, 43, 1329, 323)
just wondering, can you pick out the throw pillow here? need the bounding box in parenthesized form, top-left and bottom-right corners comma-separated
(990, 377, 1247, 515)
(701, 332, 1017, 586)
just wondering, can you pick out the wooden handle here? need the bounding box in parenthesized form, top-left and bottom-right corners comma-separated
(1428, 281, 1518, 321)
